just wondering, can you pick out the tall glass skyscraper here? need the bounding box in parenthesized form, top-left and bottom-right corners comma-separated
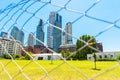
(10, 26, 19, 40)
(27, 32, 35, 47)
(17, 30, 24, 44)
(10, 26, 24, 44)
(65, 22, 73, 44)
(47, 12, 62, 52)
(36, 19, 44, 46)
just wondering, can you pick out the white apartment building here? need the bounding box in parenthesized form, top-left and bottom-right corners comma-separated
(0, 37, 22, 56)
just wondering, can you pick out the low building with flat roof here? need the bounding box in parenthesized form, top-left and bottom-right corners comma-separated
(87, 51, 120, 60)
(32, 53, 62, 60)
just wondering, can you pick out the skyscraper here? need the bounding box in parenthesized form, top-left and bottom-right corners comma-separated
(62, 31, 66, 45)
(47, 12, 62, 52)
(65, 22, 73, 44)
(17, 30, 24, 44)
(10, 26, 19, 40)
(27, 32, 35, 47)
(10, 26, 24, 44)
(36, 19, 44, 46)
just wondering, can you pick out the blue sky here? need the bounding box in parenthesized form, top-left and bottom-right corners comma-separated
(0, 0, 120, 52)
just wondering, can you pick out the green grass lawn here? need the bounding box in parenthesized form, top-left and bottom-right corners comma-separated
(0, 60, 120, 80)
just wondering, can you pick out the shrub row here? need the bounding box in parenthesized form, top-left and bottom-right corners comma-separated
(2, 53, 31, 60)
(97, 58, 116, 61)
(3, 53, 21, 59)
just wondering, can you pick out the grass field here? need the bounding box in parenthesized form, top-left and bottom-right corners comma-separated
(0, 60, 120, 80)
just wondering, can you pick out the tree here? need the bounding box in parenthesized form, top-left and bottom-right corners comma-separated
(60, 50, 66, 58)
(60, 49, 72, 59)
(76, 35, 97, 60)
(25, 52, 33, 60)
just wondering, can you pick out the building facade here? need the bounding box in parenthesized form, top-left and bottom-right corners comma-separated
(10, 26, 24, 44)
(65, 22, 73, 44)
(0, 38, 22, 56)
(33, 53, 62, 60)
(27, 32, 35, 47)
(10, 26, 19, 40)
(62, 32, 66, 45)
(97, 43, 103, 52)
(33, 45, 52, 54)
(17, 30, 24, 44)
(47, 12, 62, 52)
(36, 19, 44, 46)
(87, 51, 120, 60)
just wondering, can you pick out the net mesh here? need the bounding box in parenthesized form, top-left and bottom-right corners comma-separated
(0, 0, 120, 80)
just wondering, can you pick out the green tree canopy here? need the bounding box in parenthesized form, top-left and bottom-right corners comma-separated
(76, 35, 97, 60)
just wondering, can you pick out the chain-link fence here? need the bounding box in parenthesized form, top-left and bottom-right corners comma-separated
(0, 0, 120, 80)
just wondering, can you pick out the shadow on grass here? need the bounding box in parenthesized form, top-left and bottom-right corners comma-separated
(91, 68, 101, 71)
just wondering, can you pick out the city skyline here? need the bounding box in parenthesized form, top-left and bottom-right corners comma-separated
(0, 0, 120, 52)
(0, 11, 104, 53)
(0, 11, 74, 53)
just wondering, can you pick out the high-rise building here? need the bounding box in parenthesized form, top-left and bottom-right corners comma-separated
(62, 31, 66, 45)
(10, 26, 19, 40)
(47, 12, 62, 52)
(27, 32, 35, 47)
(36, 19, 44, 46)
(65, 22, 73, 44)
(0, 32, 8, 38)
(10, 26, 24, 44)
(59, 22, 74, 53)
(17, 30, 24, 44)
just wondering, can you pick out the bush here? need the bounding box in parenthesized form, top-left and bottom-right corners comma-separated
(15, 54, 21, 58)
(25, 55, 31, 60)
(2, 52, 33, 60)
(3, 53, 9, 59)
(10, 54, 15, 59)
(3, 53, 15, 59)
(15, 56, 25, 60)
(24, 52, 33, 60)
(97, 58, 116, 61)
(117, 54, 120, 60)
(3, 53, 23, 59)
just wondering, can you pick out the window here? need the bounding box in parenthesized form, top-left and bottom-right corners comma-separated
(105, 55, 107, 58)
(89, 57, 91, 60)
(38, 57, 43, 60)
(110, 55, 113, 58)
(99, 55, 102, 58)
